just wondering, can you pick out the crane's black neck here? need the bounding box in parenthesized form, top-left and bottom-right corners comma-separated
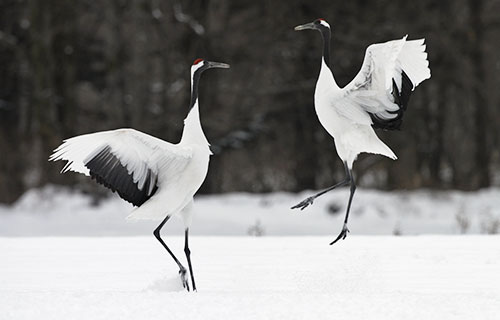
(183, 66, 209, 145)
(320, 28, 331, 68)
(189, 69, 203, 110)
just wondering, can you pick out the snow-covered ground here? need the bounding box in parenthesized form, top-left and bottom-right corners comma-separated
(1, 236, 499, 319)
(0, 185, 499, 236)
(2, 187, 499, 319)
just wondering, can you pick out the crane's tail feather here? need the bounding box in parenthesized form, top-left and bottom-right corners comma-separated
(364, 138, 397, 161)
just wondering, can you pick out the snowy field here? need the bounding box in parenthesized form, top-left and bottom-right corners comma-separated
(0, 186, 499, 236)
(1, 187, 500, 319)
(2, 236, 500, 319)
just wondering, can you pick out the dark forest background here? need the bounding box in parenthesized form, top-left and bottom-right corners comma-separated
(0, 0, 499, 203)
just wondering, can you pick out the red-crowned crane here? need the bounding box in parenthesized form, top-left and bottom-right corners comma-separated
(292, 18, 431, 244)
(49, 59, 230, 291)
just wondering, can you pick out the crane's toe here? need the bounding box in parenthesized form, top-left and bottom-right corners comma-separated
(330, 224, 350, 245)
(179, 268, 190, 291)
(291, 197, 315, 210)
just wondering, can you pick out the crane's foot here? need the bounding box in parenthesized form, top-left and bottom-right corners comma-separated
(291, 197, 315, 210)
(179, 268, 190, 291)
(330, 224, 350, 245)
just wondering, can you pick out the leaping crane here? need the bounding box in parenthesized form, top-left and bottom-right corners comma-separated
(292, 18, 430, 244)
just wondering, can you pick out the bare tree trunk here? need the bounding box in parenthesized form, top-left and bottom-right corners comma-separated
(469, 0, 490, 188)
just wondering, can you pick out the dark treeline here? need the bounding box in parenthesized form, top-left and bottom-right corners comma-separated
(0, 0, 499, 203)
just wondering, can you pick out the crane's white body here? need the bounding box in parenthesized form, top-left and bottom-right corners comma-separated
(50, 75, 212, 226)
(128, 101, 212, 223)
(315, 36, 430, 168)
(315, 59, 397, 168)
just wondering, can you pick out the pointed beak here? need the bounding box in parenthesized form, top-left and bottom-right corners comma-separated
(294, 22, 315, 31)
(207, 61, 230, 69)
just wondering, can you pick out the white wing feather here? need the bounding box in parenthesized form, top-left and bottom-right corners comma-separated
(334, 36, 431, 124)
(49, 128, 192, 191)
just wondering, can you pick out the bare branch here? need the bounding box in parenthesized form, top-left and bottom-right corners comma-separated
(172, 2, 205, 36)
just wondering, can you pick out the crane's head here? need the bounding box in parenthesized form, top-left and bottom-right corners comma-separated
(191, 59, 230, 75)
(294, 18, 331, 33)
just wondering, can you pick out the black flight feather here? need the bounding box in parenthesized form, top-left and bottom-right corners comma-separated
(370, 71, 413, 131)
(85, 145, 158, 207)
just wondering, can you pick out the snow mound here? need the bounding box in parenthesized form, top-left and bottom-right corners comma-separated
(0, 185, 499, 236)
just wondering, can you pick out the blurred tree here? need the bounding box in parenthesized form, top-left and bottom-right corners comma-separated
(0, 0, 499, 203)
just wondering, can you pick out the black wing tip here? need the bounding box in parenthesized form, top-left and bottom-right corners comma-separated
(85, 145, 158, 207)
(371, 71, 413, 131)
(399, 71, 413, 110)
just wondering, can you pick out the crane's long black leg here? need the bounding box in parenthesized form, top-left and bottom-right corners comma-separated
(153, 215, 190, 291)
(291, 163, 351, 211)
(184, 228, 196, 292)
(330, 167, 356, 245)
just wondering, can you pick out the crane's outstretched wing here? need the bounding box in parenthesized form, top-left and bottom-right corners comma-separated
(49, 129, 192, 207)
(335, 36, 431, 130)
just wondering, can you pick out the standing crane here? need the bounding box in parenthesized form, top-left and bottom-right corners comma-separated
(292, 18, 431, 244)
(50, 59, 230, 291)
